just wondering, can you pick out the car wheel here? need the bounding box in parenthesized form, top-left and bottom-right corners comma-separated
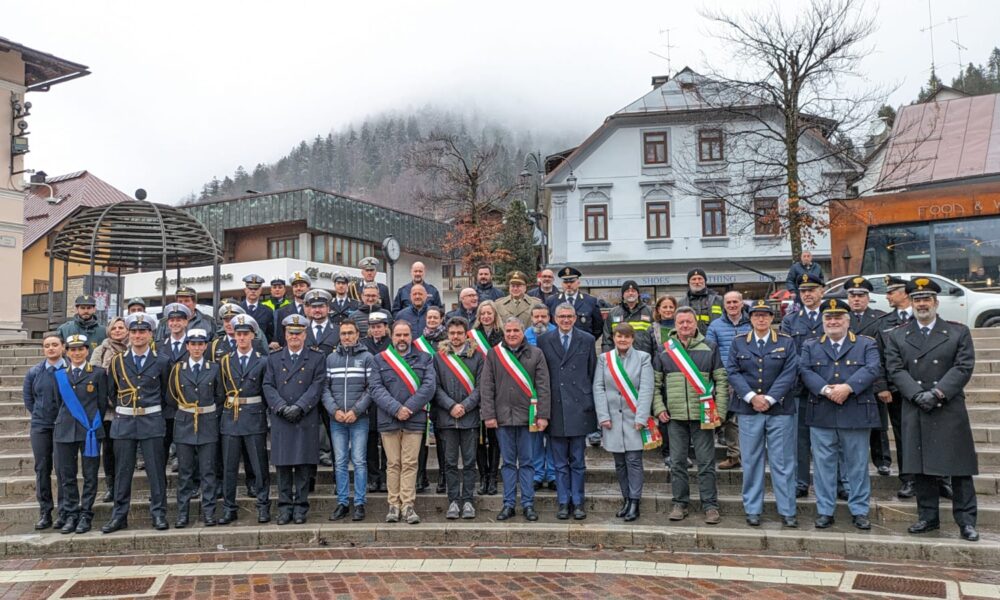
(982, 315, 1000, 328)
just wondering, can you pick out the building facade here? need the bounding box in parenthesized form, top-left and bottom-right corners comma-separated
(543, 69, 850, 304)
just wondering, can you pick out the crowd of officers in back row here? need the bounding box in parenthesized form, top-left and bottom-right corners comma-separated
(23, 257, 980, 542)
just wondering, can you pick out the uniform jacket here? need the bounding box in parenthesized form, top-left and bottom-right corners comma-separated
(785, 261, 824, 292)
(369, 346, 437, 432)
(545, 292, 604, 341)
(849, 308, 886, 338)
(593, 349, 654, 453)
(159, 335, 189, 420)
(537, 328, 597, 437)
(495, 295, 543, 330)
(351, 305, 391, 338)
(602, 302, 656, 355)
(57, 316, 107, 352)
(527, 286, 559, 304)
(677, 288, 724, 333)
(726, 330, 799, 416)
(305, 319, 339, 356)
(474, 283, 504, 302)
(53, 362, 108, 442)
(274, 301, 308, 345)
(262, 296, 291, 312)
(328, 297, 360, 328)
(779, 305, 825, 356)
(349, 280, 392, 313)
(446, 306, 478, 325)
(24, 360, 65, 431)
(395, 304, 430, 335)
(155, 311, 217, 342)
(885, 319, 978, 477)
(392, 281, 442, 314)
(651, 330, 729, 421)
(239, 300, 275, 343)
(433, 341, 484, 430)
(480, 341, 552, 427)
(705, 311, 752, 366)
(219, 349, 269, 436)
(167, 359, 224, 445)
(263, 347, 326, 466)
(321, 343, 375, 416)
(211, 335, 267, 362)
(872, 310, 911, 395)
(799, 333, 881, 429)
(108, 349, 170, 440)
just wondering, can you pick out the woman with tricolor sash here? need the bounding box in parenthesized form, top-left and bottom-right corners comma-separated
(472, 300, 503, 495)
(594, 323, 655, 522)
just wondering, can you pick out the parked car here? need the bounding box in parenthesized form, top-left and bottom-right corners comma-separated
(826, 273, 1000, 328)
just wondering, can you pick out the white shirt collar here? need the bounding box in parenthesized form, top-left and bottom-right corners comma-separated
(132, 348, 149, 359)
(754, 332, 770, 344)
(237, 349, 254, 359)
(46, 358, 66, 369)
(918, 319, 937, 331)
(188, 357, 205, 369)
(69, 360, 87, 370)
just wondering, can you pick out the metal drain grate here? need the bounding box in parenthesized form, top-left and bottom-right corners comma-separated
(852, 574, 948, 598)
(62, 577, 156, 598)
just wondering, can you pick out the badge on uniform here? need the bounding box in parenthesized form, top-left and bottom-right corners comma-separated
(86, 382, 95, 393)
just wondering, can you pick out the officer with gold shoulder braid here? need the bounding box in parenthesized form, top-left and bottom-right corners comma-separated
(213, 303, 268, 361)
(544, 267, 604, 341)
(602, 280, 655, 355)
(104, 312, 171, 534)
(218, 314, 271, 525)
(778, 271, 826, 498)
(167, 328, 224, 528)
(799, 298, 881, 531)
(273, 271, 312, 349)
(53, 334, 108, 534)
(885, 277, 980, 542)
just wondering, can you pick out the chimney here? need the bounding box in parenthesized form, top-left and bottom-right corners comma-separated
(30, 171, 47, 184)
(651, 75, 669, 88)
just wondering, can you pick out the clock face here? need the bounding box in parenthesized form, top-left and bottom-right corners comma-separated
(383, 237, 401, 262)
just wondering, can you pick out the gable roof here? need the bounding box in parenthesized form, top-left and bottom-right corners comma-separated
(0, 36, 90, 91)
(23, 171, 132, 249)
(877, 92, 1000, 191)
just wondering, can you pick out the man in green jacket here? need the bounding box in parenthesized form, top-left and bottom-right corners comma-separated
(57, 295, 106, 353)
(652, 306, 729, 525)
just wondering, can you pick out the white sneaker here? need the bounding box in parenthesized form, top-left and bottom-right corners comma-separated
(386, 505, 400, 523)
(446, 501, 460, 520)
(461, 502, 476, 519)
(403, 505, 420, 524)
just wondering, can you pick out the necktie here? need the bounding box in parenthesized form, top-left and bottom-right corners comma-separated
(249, 304, 256, 312)
(921, 326, 931, 337)
(297, 304, 304, 315)
(832, 342, 841, 355)
(193, 363, 201, 376)
(73, 367, 82, 379)
(173, 341, 181, 356)
(900, 311, 909, 322)
(315, 325, 323, 339)
(240, 356, 248, 371)
(562, 334, 570, 352)
(809, 311, 817, 324)
(290, 353, 298, 362)
(134, 355, 144, 370)
(757, 339, 766, 351)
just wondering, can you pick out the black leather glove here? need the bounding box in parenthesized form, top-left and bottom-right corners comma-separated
(285, 405, 304, 423)
(912, 390, 937, 412)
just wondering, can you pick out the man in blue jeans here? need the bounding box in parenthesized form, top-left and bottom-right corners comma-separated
(322, 320, 377, 522)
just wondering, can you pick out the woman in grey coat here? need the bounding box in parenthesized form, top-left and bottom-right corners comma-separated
(594, 323, 654, 521)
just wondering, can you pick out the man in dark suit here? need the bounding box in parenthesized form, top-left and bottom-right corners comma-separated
(273, 271, 312, 349)
(218, 314, 271, 524)
(885, 277, 980, 542)
(54, 334, 107, 534)
(264, 314, 326, 525)
(304, 289, 339, 356)
(538, 303, 597, 520)
(545, 267, 604, 342)
(105, 312, 171, 534)
(240, 273, 275, 344)
(329, 272, 360, 330)
(844, 276, 891, 477)
(166, 328, 224, 528)
(799, 298, 881, 531)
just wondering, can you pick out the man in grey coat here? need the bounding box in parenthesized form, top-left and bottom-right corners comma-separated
(264, 314, 326, 525)
(537, 303, 597, 520)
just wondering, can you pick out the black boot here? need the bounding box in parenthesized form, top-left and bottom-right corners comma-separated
(624, 499, 640, 522)
(477, 474, 488, 495)
(616, 499, 629, 518)
(486, 474, 498, 496)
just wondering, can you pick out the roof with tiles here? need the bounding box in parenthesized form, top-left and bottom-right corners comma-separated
(23, 171, 132, 249)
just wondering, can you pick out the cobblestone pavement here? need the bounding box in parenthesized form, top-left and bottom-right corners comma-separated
(1, 545, 998, 599)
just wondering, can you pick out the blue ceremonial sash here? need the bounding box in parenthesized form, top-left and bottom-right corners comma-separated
(53, 367, 101, 458)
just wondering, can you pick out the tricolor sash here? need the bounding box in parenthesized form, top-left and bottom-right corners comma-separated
(381, 345, 421, 395)
(604, 351, 662, 449)
(664, 338, 721, 430)
(443, 352, 475, 395)
(414, 335, 434, 354)
(53, 367, 102, 457)
(469, 329, 491, 356)
(494, 344, 539, 431)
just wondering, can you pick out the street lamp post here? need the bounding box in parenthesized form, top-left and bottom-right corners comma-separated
(520, 151, 550, 269)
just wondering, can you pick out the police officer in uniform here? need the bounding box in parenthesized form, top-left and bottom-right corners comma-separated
(725, 301, 799, 528)
(264, 314, 326, 524)
(219, 314, 271, 524)
(53, 334, 107, 534)
(350, 257, 392, 311)
(240, 274, 275, 343)
(104, 313, 171, 533)
(57, 294, 107, 352)
(126, 297, 147, 314)
(545, 267, 604, 342)
(602, 280, 655, 355)
(799, 298, 881, 530)
(274, 271, 312, 348)
(155, 287, 216, 340)
(167, 328, 224, 528)
(779, 272, 826, 498)
(885, 278, 980, 542)
(305, 289, 339, 355)
(214, 303, 268, 361)
(263, 278, 291, 312)
(329, 272, 360, 333)
(159, 302, 191, 473)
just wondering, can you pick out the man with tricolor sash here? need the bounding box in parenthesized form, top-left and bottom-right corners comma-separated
(53, 334, 108, 534)
(369, 320, 437, 525)
(651, 306, 729, 525)
(433, 316, 484, 520)
(481, 316, 551, 522)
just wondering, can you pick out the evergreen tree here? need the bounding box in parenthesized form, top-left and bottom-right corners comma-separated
(493, 199, 539, 282)
(916, 68, 943, 103)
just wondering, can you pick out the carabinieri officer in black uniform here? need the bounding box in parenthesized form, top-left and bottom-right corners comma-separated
(53, 334, 108, 534)
(545, 267, 604, 342)
(240, 273, 275, 343)
(219, 314, 271, 524)
(104, 312, 171, 534)
(167, 328, 224, 528)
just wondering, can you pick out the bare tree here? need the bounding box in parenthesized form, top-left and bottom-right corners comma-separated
(693, 0, 886, 257)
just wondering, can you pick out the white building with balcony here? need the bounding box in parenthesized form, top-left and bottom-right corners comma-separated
(543, 68, 853, 303)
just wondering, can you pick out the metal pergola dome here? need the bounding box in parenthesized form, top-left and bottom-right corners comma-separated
(46, 193, 224, 325)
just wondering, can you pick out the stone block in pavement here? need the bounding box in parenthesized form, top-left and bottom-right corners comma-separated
(444, 522, 508, 545)
(765, 528, 847, 556)
(695, 526, 768, 551)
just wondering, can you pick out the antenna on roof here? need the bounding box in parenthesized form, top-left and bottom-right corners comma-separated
(648, 28, 676, 76)
(919, 0, 947, 80)
(948, 16, 968, 82)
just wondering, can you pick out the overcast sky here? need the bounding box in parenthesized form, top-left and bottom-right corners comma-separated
(7, 0, 999, 203)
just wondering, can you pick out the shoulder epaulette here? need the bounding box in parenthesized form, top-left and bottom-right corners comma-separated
(848, 331, 856, 342)
(819, 334, 828, 343)
(859, 334, 876, 341)
(776, 332, 791, 338)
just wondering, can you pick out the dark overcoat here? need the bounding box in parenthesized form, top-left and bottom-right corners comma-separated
(537, 328, 597, 437)
(263, 347, 326, 466)
(885, 319, 978, 476)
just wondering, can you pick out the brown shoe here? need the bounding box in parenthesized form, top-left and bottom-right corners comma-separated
(668, 504, 688, 521)
(718, 457, 741, 470)
(704, 509, 721, 525)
